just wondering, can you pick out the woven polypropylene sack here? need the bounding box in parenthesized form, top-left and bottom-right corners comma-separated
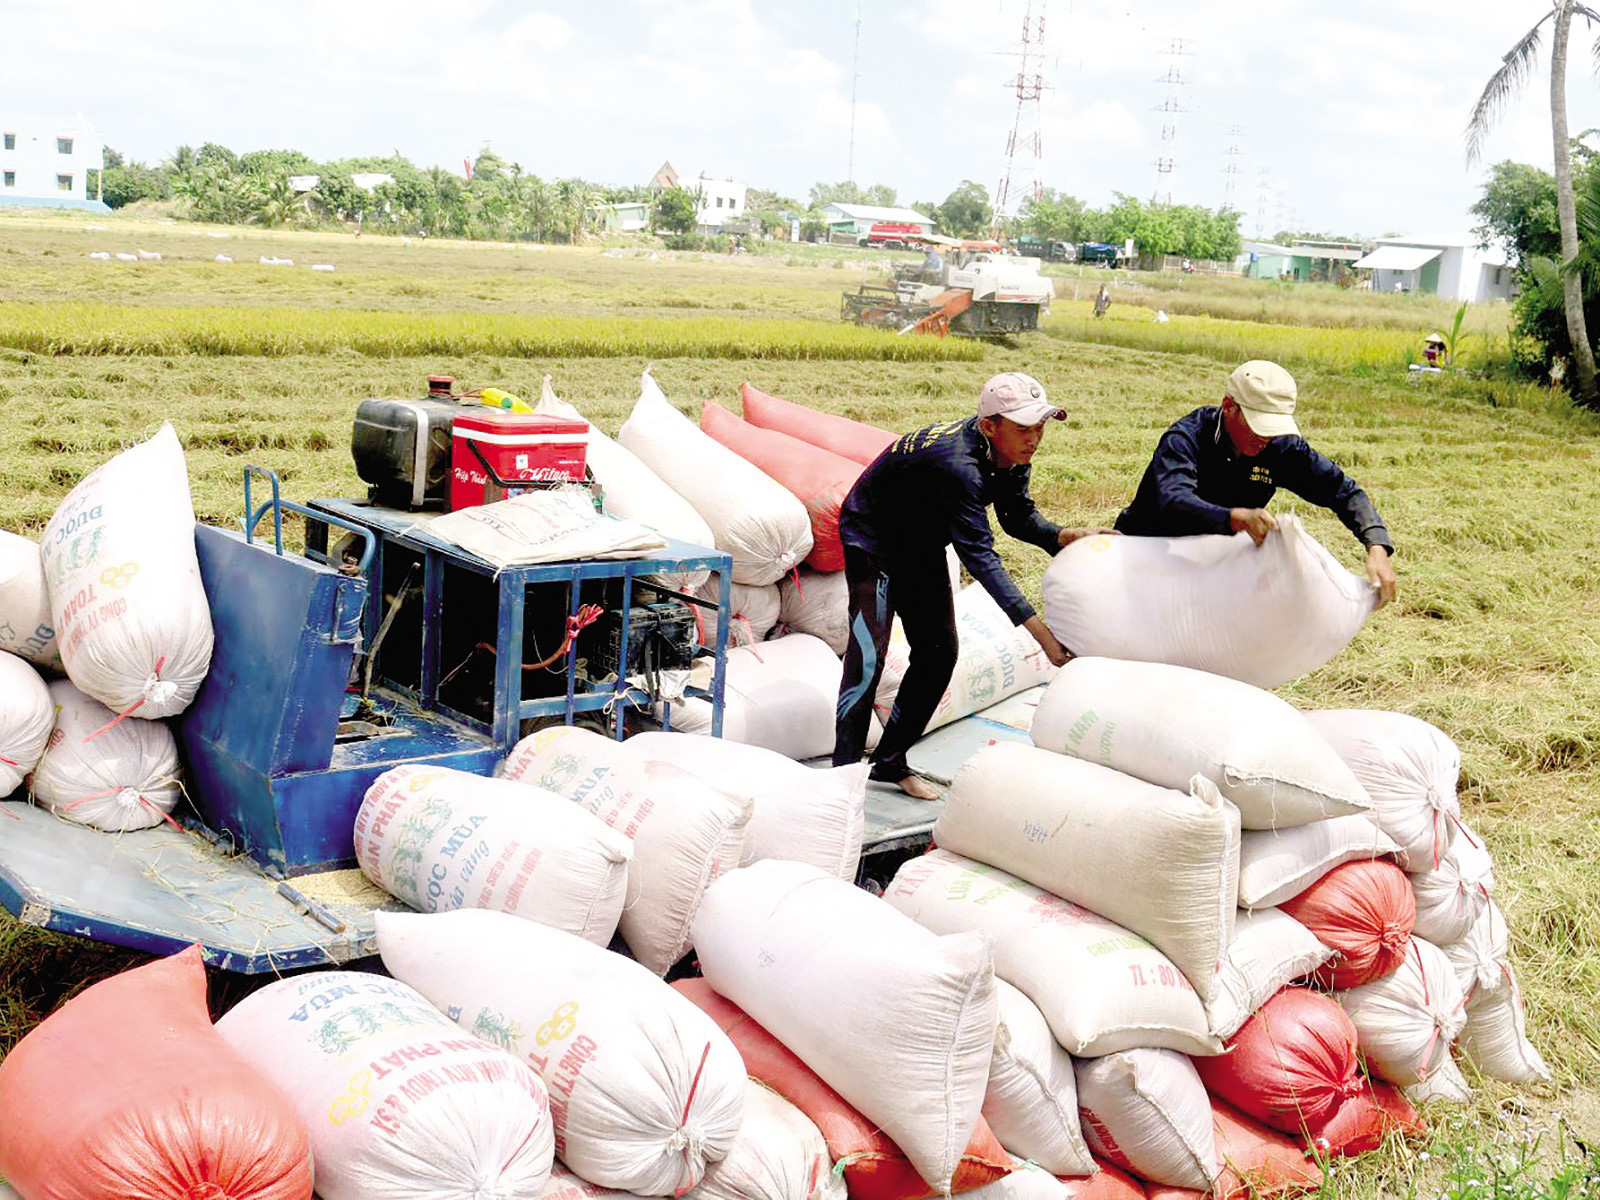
(1409, 830, 1494, 946)
(216, 971, 554, 1200)
(1193, 987, 1362, 1136)
(29, 678, 181, 831)
(954, 1169, 1072, 1200)
(1307, 1078, 1425, 1157)
(874, 583, 1058, 736)
(1336, 937, 1466, 1086)
(40, 422, 213, 717)
(1279, 859, 1416, 990)
(354, 764, 632, 943)
(0, 946, 312, 1200)
(664, 634, 841, 759)
(984, 980, 1095, 1175)
(691, 861, 998, 1195)
(722, 582, 782, 646)
(1402, 1054, 1473, 1103)
(739, 382, 897, 466)
(1237, 815, 1403, 910)
(702, 400, 863, 573)
(536, 376, 714, 592)
(378, 908, 746, 1195)
(1075, 1049, 1219, 1191)
(0, 530, 59, 668)
(1056, 1159, 1143, 1200)
(777, 568, 848, 653)
(936, 742, 1239, 1004)
(886, 850, 1217, 1056)
(1204, 909, 1333, 1040)
(1451, 906, 1550, 1083)
(1302, 709, 1462, 871)
(1041, 517, 1375, 689)
(687, 1080, 845, 1200)
(1031, 658, 1371, 830)
(619, 372, 812, 585)
(621, 731, 866, 880)
(0, 652, 52, 797)
(500, 725, 751, 975)
(672, 979, 1016, 1200)
(1139, 1100, 1324, 1200)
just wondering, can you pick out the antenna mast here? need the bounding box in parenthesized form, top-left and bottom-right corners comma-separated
(848, 4, 862, 184)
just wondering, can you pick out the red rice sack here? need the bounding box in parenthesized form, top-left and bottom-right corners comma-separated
(1306, 1078, 1425, 1157)
(1140, 1100, 1323, 1200)
(674, 979, 1015, 1200)
(1056, 1159, 1145, 1200)
(0, 946, 312, 1200)
(1193, 987, 1360, 1136)
(739, 382, 897, 466)
(702, 400, 863, 573)
(1279, 860, 1415, 989)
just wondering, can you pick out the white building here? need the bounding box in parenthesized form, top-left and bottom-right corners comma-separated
(1353, 233, 1515, 302)
(820, 202, 936, 237)
(0, 112, 108, 211)
(691, 175, 746, 229)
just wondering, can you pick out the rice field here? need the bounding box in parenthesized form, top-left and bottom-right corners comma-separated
(2, 210, 1600, 1197)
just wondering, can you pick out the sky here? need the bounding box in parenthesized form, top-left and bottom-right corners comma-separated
(6, 0, 1600, 239)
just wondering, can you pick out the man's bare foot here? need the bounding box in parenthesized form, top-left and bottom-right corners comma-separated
(895, 774, 942, 801)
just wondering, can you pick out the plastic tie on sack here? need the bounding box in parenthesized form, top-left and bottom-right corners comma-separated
(83, 655, 168, 743)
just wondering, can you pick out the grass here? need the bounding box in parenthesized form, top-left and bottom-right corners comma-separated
(2, 210, 1599, 1197)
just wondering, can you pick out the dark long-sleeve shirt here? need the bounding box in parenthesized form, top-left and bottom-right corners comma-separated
(839, 416, 1062, 625)
(1114, 405, 1393, 551)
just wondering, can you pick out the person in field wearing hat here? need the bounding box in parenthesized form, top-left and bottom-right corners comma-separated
(833, 371, 1104, 800)
(1115, 359, 1397, 605)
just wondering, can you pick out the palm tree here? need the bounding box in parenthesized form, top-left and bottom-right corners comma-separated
(1467, 0, 1600, 404)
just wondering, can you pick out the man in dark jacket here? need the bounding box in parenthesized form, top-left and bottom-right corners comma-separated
(833, 372, 1099, 799)
(1114, 359, 1397, 604)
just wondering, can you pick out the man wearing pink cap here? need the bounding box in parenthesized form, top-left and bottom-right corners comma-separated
(1115, 359, 1397, 604)
(832, 371, 1101, 800)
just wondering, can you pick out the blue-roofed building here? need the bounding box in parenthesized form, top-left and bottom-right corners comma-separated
(0, 112, 110, 212)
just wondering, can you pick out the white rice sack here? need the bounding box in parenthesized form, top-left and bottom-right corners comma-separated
(1205, 907, 1334, 1040)
(0, 653, 53, 797)
(777, 568, 848, 654)
(886, 849, 1217, 1057)
(985, 980, 1095, 1176)
(40, 423, 213, 717)
(621, 732, 865, 880)
(619, 372, 812, 585)
(1410, 831, 1495, 946)
(501, 726, 751, 975)
(1074, 1049, 1219, 1191)
(536, 376, 714, 591)
(354, 764, 633, 944)
(958, 1167, 1072, 1200)
(1441, 897, 1508, 1002)
(215, 971, 555, 1200)
(664, 634, 840, 760)
(936, 742, 1240, 1003)
(1303, 709, 1462, 871)
(1237, 815, 1403, 909)
(1403, 1054, 1473, 1104)
(874, 582, 1058, 735)
(378, 908, 746, 1195)
(0, 531, 59, 668)
(30, 679, 180, 831)
(1460, 960, 1550, 1084)
(1042, 517, 1375, 689)
(688, 1081, 843, 1200)
(542, 1163, 649, 1200)
(1031, 657, 1371, 830)
(1336, 937, 1466, 1086)
(691, 860, 997, 1196)
(725, 583, 781, 647)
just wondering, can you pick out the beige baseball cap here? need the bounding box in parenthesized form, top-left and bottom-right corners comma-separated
(978, 372, 1065, 426)
(1227, 360, 1299, 438)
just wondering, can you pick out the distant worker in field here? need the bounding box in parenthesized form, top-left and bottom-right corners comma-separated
(1114, 359, 1397, 607)
(1093, 284, 1112, 318)
(833, 372, 1105, 800)
(1423, 332, 1448, 367)
(922, 245, 945, 283)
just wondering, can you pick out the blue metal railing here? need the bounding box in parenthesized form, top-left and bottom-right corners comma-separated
(243, 466, 376, 574)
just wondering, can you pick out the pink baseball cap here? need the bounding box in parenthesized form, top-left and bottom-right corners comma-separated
(977, 372, 1065, 426)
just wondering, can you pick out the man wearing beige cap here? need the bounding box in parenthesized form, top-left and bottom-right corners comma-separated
(1115, 359, 1396, 603)
(833, 371, 1102, 799)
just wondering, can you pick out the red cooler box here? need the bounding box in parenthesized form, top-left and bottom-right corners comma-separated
(449, 410, 589, 511)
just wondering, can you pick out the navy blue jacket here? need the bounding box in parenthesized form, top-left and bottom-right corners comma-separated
(1114, 405, 1393, 551)
(840, 416, 1061, 625)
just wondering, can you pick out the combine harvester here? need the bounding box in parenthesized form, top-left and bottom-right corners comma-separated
(841, 235, 1056, 338)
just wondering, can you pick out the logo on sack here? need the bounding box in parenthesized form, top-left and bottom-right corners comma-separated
(99, 561, 140, 590)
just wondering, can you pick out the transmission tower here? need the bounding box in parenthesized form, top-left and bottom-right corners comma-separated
(1254, 168, 1271, 238)
(1151, 37, 1192, 205)
(995, 1, 1049, 220)
(847, 4, 862, 184)
(1221, 125, 1243, 212)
